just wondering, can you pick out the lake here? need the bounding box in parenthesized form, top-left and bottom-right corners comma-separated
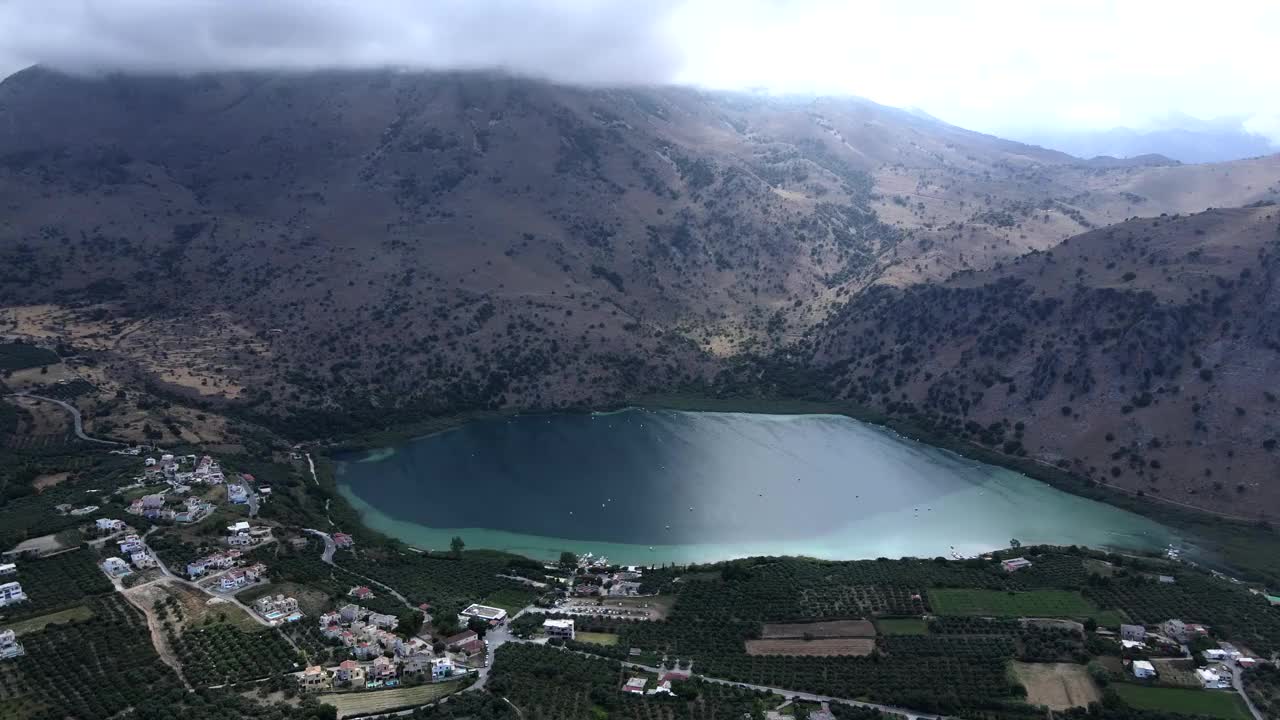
(335, 408, 1183, 565)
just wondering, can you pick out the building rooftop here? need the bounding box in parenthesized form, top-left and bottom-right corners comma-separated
(461, 603, 506, 619)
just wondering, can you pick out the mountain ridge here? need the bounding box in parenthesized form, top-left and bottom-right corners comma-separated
(1, 68, 1279, 515)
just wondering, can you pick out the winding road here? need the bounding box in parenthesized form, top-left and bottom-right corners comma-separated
(304, 529, 418, 613)
(6, 391, 124, 446)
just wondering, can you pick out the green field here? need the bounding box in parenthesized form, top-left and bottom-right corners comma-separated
(1112, 684, 1251, 720)
(9, 605, 94, 636)
(320, 681, 461, 719)
(482, 588, 537, 615)
(575, 631, 620, 646)
(875, 618, 929, 635)
(929, 589, 1102, 618)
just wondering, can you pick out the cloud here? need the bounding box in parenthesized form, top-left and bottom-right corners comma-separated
(0, 0, 687, 85)
(1, 0, 1278, 144)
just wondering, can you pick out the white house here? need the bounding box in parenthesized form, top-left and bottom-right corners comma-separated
(1001, 557, 1033, 572)
(103, 557, 132, 576)
(1132, 660, 1157, 679)
(130, 552, 157, 569)
(226, 533, 255, 547)
(219, 570, 248, 591)
(0, 629, 23, 660)
(0, 582, 27, 608)
(368, 612, 399, 630)
(0, 564, 15, 576)
(1120, 624, 1146, 642)
(431, 656, 454, 681)
(544, 618, 576, 640)
(1195, 668, 1229, 689)
(96, 518, 125, 532)
(458, 603, 507, 626)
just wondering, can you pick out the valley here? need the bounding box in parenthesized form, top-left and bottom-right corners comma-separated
(1, 68, 1278, 520)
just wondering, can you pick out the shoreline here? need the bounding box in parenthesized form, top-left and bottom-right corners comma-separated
(315, 393, 1279, 583)
(331, 406, 1190, 568)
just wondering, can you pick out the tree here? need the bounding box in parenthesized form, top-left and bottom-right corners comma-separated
(397, 610, 424, 638)
(450, 536, 465, 557)
(1010, 538, 1021, 549)
(559, 551, 578, 568)
(468, 617, 489, 638)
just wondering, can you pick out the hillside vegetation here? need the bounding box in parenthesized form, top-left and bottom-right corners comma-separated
(1, 68, 1279, 515)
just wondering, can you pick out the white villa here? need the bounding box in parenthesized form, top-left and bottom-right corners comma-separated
(103, 557, 132, 576)
(0, 629, 23, 660)
(0, 582, 27, 608)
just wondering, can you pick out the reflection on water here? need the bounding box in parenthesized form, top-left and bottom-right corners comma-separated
(336, 408, 1179, 564)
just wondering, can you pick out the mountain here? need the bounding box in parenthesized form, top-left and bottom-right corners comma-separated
(1009, 118, 1277, 164)
(1, 67, 1279, 514)
(805, 205, 1280, 517)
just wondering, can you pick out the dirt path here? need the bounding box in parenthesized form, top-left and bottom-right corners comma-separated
(121, 584, 192, 690)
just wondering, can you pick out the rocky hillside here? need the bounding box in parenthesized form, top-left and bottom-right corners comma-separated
(807, 205, 1280, 517)
(1, 67, 1279, 515)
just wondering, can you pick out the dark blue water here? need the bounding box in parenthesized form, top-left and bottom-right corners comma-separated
(335, 409, 1180, 564)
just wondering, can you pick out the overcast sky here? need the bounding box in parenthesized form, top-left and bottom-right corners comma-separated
(1, 0, 1277, 144)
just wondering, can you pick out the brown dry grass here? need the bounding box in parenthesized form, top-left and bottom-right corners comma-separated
(745, 638, 875, 657)
(1012, 662, 1101, 710)
(760, 620, 875, 639)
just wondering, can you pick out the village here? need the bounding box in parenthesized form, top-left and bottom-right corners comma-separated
(1, 437, 1278, 720)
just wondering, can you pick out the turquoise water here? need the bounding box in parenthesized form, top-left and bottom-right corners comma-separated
(335, 408, 1181, 565)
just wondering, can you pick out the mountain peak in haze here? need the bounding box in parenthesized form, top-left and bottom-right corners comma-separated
(1007, 118, 1276, 164)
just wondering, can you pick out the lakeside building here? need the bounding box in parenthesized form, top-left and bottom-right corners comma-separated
(459, 603, 508, 626)
(543, 618, 576, 640)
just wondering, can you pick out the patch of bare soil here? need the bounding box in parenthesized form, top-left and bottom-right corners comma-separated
(32, 471, 69, 490)
(1012, 662, 1100, 710)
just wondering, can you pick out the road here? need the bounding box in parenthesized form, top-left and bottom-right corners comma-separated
(6, 392, 123, 446)
(146, 546, 279, 631)
(304, 529, 417, 613)
(458, 606, 939, 720)
(1231, 662, 1265, 720)
(305, 452, 320, 485)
